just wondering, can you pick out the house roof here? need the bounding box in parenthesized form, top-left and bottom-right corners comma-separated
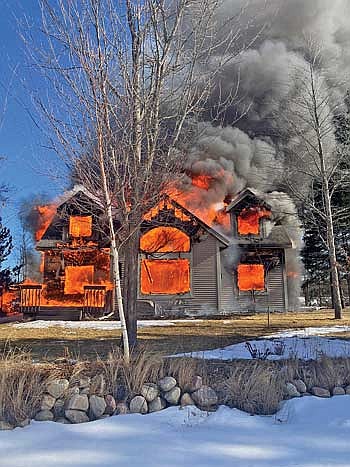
(226, 188, 271, 212)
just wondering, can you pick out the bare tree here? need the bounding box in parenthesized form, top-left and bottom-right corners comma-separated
(279, 44, 350, 319)
(26, 0, 262, 358)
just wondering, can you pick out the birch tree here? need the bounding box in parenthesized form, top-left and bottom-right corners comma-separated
(279, 46, 350, 319)
(27, 0, 262, 357)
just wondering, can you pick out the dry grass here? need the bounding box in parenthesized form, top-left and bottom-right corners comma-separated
(1, 309, 350, 361)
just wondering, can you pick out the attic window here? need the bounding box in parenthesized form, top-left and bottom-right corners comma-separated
(69, 216, 92, 238)
(140, 227, 190, 253)
(237, 207, 271, 235)
(237, 264, 265, 291)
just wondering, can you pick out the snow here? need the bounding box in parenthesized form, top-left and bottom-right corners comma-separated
(10, 319, 203, 331)
(178, 335, 350, 360)
(1, 397, 350, 466)
(265, 325, 350, 338)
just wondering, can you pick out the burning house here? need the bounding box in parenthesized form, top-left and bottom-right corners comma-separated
(22, 183, 297, 318)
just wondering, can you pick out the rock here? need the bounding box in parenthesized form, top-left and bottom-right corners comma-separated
(148, 397, 167, 413)
(17, 418, 30, 428)
(89, 395, 107, 419)
(41, 393, 56, 411)
(53, 399, 65, 419)
(46, 379, 69, 399)
(66, 387, 80, 398)
(311, 387, 331, 398)
(191, 386, 218, 407)
(66, 394, 89, 412)
(55, 418, 71, 424)
(90, 374, 106, 395)
(129, 396, 148, 414)
(302, 392, 312, 397)
(333, 386, 345, 396)
(163, 386, 181, 405)
(115, 402, 129, 415)
(180, 393, 195, 406)
(141, 383, 159, 402)
(346, 385, 350, 395)
(80, 387, 90, 395)
(285, 382, 301, 398)
(65, 410, 90, 424)
(0, 420, 14, 430)
(293, 379, 307, 394)
(104, 395, 117, 415)
(35, 410, 54, 422)
(98, 414, 110, 420)
(185, 376, 203, 393)
(79, 377, 91, 389)
(158, 376, 177, 392)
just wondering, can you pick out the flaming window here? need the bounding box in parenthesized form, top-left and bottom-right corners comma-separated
(237, 264, 265, 291)
(64, 265, 94, 295)
(237, 207, 271, 236)
(141, 259, 190, 295)
(69, 216, 92, 238)
(140, 227, 190, 253)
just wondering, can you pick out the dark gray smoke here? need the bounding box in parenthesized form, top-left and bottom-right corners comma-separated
(183, 0, 350, 308)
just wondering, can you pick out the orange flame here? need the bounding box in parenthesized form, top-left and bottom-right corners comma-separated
(140, 259, 190, 295)
(69, 216, 92, 237)
(237, 264, 265, 291)
(140, 227, 190, 253)
(35, 205, 57, 241)
(237, 207, 271, 235)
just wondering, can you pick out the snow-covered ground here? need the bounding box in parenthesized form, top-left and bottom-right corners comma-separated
(10, 319, 203, 331)
(179, 335, 350, 360)
(1, 397, 350, 467)
(265, 325, 350, 338)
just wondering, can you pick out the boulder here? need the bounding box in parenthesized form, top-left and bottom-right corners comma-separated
(141, 383, 159, 402)
(79, 377, 91, 389)
(333, 386, 345, 396)
(346, 385, 350, 395)
(46, 379, 69, 399)
(53, 399, 65, 419)
(285, 382, 301, 398)
(65, 410, 89, 424)
(148, 397, 167, 413)
(80, 387, 90, 395)
(66, 394, 89, 412)
(41, 393, 56, 411)
(90, 374, 106, 395)
(66, 387, 80, 398)
(191, 386, 218, 407)
(115, 402, 129, 415)
(163, 387, 181, 405)
(129, 396, 148, 414)
(185, 376, 203, 393)
(35, 410, 54, 422)
(311, 387, 331, 398)
(158, 376, 177, 392)
(17, 418, 30, 428)
(180, 393, 195, 406)
(293, 379, 307, 394)
(104, 395, 117, 415)
(89, 395, 107, 420)
(0, 420, 14, 430)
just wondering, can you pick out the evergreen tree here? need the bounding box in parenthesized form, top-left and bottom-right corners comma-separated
(0, 217, 13, 287)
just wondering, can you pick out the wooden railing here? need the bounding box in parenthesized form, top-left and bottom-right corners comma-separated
(19, 285, 42, 317)
(83, 285, 112, 318)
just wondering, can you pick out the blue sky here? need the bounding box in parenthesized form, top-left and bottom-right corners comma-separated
(0, 0, 63, 266)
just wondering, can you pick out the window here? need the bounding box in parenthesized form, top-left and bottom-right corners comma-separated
(237, 264, 265, 291)
(140, 259, 190, 294)
(64, 265, 94, 294)
(140, 226, 190, 252)
(69, 216, 92, 238)
(237, 207, 270, 236)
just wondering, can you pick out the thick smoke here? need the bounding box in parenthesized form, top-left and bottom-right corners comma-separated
(183, 0, 350, 308)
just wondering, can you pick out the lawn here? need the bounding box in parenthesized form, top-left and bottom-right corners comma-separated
(1, 309, 350, 361)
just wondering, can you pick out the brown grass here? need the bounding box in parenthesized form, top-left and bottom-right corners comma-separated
(1, 309, 350, 361)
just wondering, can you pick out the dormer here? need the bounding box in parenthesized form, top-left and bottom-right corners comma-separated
(226, 188, 272, 239)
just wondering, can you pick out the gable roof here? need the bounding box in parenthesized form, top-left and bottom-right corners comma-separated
(226, 188, 271, 212)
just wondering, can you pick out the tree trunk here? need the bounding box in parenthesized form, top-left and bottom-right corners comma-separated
(123, 229, 139, 347)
